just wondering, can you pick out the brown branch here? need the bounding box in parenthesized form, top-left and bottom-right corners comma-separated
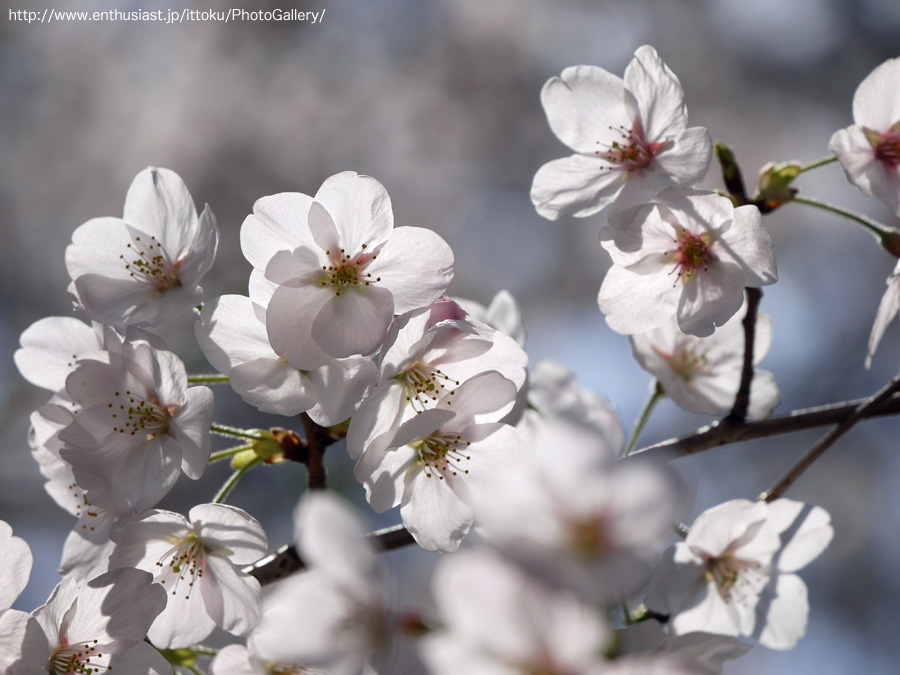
(244, 523, 415, 586)
(300, 413, 338, 490)
(761, 373, 900, 502)
(727, 287, 762, 424)
(633, 391, 900, 460)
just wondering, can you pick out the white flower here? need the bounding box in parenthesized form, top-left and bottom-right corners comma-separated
(195, 271, 377, 425)
(109, 503, 268, 649)
(645, 498, 833, 650)
(866, 258, 900, 367)
(531, 45, 712, 222)
(455, 290, 527, 349)
(472, 420, 682, 601)
(599, 188, 777, 337)
(65, 167, 218, 329)
(248, 493, 393, 675)
(829, 57, 900, 216)
(59, 329, 214, 516)
(346, 298, 527, 459)
(241, 171, 454, 361)
(630, 309, 780, 419)
(354, 371, 524, 552)
(19, 567, 171, 675)
(420, 549, 610, 675)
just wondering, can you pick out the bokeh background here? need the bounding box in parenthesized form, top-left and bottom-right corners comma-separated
(2, 0, 900, 672)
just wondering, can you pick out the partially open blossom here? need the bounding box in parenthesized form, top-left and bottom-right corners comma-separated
(646, 498, 833, 650)
(65, 167, 218, 329)
(630, 308, 780, 419)
(109, 503, 267, 648)
(531, 45, 712, 222)
(240, 171, 454, 362)
(59, 329, 214, 516)
(830, 57, 900, 216)
(599, 188, 777, 337)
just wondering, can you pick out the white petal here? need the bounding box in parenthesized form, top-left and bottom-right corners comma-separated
(0, 520, 32, 610)
(265, 285, 332, 370)
(311, 286, 394, 358)
(123, 167, 198, 253)
(401, 468, 473, 552)
(531, 154, 624, 220)
(240, 192, 317, 271)
(14, 317, 102, 392)
(205, 555, 262, 637)
(314, 171, 394, 252)
(852, 56, 900, 131)
(754, 574, 808, 650)
(598, 265, 678, 335)
(676, 261, 747, 338)
(765, 500, 833, 573)
(867, 269, 900, 367)
(623, 45, 688, 142)
(718, 206, 777, 287)
(171, 385, 214, 479)
(306, 356, 377, 426)
(190, 503, 268, 564)
(653, 126, 713, 186)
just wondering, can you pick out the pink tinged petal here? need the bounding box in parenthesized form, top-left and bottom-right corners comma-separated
(401, 467, 474, 552)
(14, 317, 103, 392)
(366, 226, 454, 314)
(190, 504, 268, 564)
(0, 522, 31, 610)
(531, 154, 625, 220)
(265, 285, 333, 370)
(598, 265, 679, 335)
(240, 192, 317, 272)
(294, 492, 378, 582)
(867, 268, 900, 367)
(170, 385, 215, 479)
(623, 45, 689, 142)
(541, 65, 630, 155)
(676, 261, 747, 338)
(311, 285, 395, 358)
(306, 356, 378, 426)
(717, 206, 777, 287)
(653, 126, 713, 186)
(204, 555, 262, 637)
(851, 56, 900, 131)
(765, 500, 833, 573)
(314, 171, 395, 253)
(753, 574, 809, 650)
(230, 358, 318, 416)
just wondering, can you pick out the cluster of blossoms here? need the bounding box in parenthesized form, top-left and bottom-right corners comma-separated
(9, 42, 900, 675)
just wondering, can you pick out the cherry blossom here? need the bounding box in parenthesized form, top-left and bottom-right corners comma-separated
(18, 567, 170, 675)
(248, 492, 394, 675)
(645, 498, 833, 650)
(866, 257, 900, 367)
(240, 171, 454, 362)
(630, 308, 780, 419)
(195, 271, 377, 424)
(472, 419, 682, 600)
(0, 520, 41, 675)
(346, 298, 527, 459)
(830, 57, 900, 216)
(420, 548, 610, 675)
(109, 503, 267, 648)
(354, 371, 524, 552)
(599, 188, 777, 337)
(531, 45, 712, 222)
(58, 328, 214, 516)
(65, 167, 218, 329)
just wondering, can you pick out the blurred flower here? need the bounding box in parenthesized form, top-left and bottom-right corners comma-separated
(65, 167, 218, 329)
(630, 309, 780, 419)
(830, 57, 900, 216)
(598, 188, 777, 337)
(531, 45, 712, 223)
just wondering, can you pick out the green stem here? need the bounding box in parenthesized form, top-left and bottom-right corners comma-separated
(188, 374, 230, 384)
(209, 444, 254, 463)
(210, 424, 265, 441)
(792, 194, 891, 239)
(798, 155, 838, 173)
(624, 383, 664, 457)
(184, 665, 204, 675)
(191, 646, 219, 658)
(213, 457, 262, 504)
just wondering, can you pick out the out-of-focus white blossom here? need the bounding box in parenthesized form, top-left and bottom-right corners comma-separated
(531, 45, 712, 223)
(65, 167, 217, 329)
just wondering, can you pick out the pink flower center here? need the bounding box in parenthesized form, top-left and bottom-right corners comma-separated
(596, 121, 663, 172)
(876, 133, 900, 167)
(670, 228, 712, 282)
(50, 638, 108, 674)
(319, 244, 380, 296)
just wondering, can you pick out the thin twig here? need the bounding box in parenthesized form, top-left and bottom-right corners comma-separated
(727, 288, 762, 424)
(761, 373, 900, 502)
(301, 413, 328, 490)
(798, 155, 838, 174)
